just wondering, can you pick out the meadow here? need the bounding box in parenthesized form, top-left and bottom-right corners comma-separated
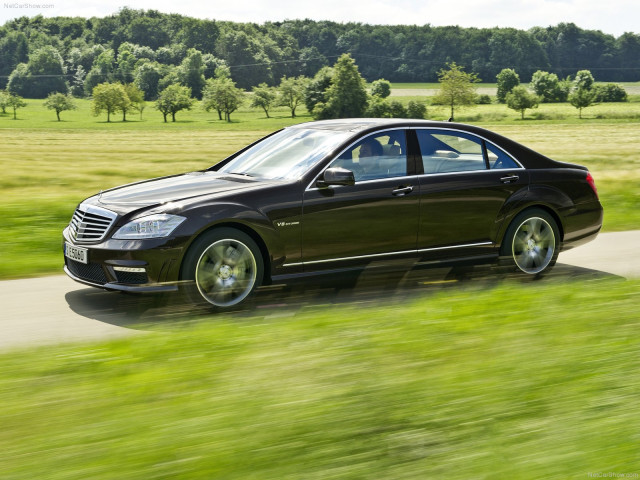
(1, 91, 639, 479)
(1, 278, 639, 479)
(0, 95, 639, 279)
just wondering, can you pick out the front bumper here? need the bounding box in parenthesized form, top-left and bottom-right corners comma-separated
(62, 226, 186, 293)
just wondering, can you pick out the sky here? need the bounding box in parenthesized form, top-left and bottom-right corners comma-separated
(1, 0, 638, 37)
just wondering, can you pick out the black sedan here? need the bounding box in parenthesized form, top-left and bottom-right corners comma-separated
(63, 119, 603, 308)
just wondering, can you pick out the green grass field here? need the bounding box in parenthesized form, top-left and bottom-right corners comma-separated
(1, 279, 639, 479)
(1, 90, 639, 479)
(0, 96, 639, 279)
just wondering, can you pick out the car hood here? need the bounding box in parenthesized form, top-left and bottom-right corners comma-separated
(97, 171, 268, 210)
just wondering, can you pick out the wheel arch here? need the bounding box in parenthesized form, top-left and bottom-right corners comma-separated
(498, 203, 565, 249)
(179, 221, 272, 286)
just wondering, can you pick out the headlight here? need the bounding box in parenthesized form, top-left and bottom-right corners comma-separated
(112, 214, 186, 239)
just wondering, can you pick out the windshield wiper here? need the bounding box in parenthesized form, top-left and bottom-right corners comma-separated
(228, 171, 254, 177)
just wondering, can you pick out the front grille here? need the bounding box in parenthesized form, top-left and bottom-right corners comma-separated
(66, 259, 108, 284)
(69, 203, 117, 243)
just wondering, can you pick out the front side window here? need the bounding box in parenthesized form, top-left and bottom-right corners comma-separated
(218, 127, 351, 180)
(331, 130, 407, 181)
(417, 130, 487, 174)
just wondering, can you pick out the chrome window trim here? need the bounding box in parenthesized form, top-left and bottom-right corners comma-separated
(305, 127, 410, 191)
(284, 241, 492, 267)
(417, 167, 524, 180)
(306, 126, 524, 191)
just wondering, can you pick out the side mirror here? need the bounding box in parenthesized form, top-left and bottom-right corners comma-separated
(317, 167, 355, 187)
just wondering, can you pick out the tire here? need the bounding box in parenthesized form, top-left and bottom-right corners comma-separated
(500, 208, 560, 276)
(181, 228, 264, 309)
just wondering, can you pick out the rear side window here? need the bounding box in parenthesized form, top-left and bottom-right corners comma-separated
(486, 143, 520, 169)
(416, 130, 486, 174)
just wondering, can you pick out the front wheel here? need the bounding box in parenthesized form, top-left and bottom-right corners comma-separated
(500, 209, 560, 276)
(181, 228, 264, 309)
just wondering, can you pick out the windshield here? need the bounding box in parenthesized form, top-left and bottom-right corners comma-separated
(218, 128, 351, 180)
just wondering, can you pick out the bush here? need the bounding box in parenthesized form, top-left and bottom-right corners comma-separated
(365, 96, 391, 117)
(407, 100, 427, 119)
(476, 94, 492, 104)
(389, 100, 407, 118)
(370, 79, 391, 98)
(593, 84, 628, 102)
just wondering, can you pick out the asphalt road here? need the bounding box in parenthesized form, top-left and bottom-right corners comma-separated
(1, 230, 638, 351)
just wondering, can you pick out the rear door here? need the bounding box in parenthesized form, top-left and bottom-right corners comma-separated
(415, 128, 528, 258)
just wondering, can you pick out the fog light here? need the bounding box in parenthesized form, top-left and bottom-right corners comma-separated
(113, 266, 146, 273)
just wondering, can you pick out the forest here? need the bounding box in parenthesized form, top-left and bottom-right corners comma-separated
(1, 8, 639, 98)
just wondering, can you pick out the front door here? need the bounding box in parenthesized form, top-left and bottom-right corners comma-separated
(302, 130, 420, 269)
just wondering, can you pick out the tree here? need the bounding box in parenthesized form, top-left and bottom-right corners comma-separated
(250, 83, 276, 118)
(312, 54, 368, 120)
(134, 61, 162, 100)
(496, 68, 520, 103)
(201, 77, 244, 122)
(370, 79, 391, 98)
(7, 93, 27, 119)
(277, 76, 309, 118)
(304, 66, 333, 115)
(122, 83, 145, 121)
(432, 62, 480, 121)
(70, 65, 87, 97)
(92, 82, 129, 122)
(44, 92, 77, 121)
(116, 44, 137, 84)
(0, 90, 10, 114)
(202, 54, 225, 79)
(155, 84, 195, 122)
(177, 48, 206, 99)
(84, 49, 116, 96)
(530, 70, 570, 103)
(573, 70, 595, 91)
(569, 87, 596, 118)
(0, 31, 29, 89)
(7, 46, 68, 98)
(506, 86, 539, 119)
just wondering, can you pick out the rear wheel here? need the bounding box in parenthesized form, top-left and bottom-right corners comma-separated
(182, 228, 264, 308)
(500, 209, 560, 276)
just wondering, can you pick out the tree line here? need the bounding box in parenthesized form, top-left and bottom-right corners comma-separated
(5, 52, 621, 124)
(1, 8, 639, 100)
(0, 54, 429, 123)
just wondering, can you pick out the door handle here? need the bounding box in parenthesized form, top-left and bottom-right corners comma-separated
(392, 186, 413, 196)
(500, 175, 519, 184)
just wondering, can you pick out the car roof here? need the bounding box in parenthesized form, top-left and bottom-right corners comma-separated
(292, 118, 454, 133)
(290, 118, 582, 170)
